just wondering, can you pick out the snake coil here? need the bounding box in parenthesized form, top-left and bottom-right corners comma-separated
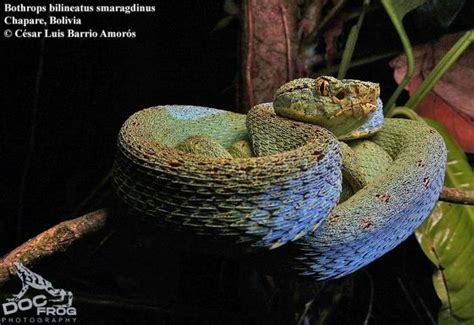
(112, 103, 447, 279)
(113, 104, 342, 249)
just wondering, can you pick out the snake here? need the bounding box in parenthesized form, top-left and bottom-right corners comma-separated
(112, 76, 447, 280)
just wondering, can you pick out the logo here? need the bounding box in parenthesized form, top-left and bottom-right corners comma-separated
(1, 263, 76, 323)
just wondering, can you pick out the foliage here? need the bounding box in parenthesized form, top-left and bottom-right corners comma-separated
(371, 1, 474, 323)
(380, 0, 428, 113)
(391, 108, 474, 324)
(314, 0, 473, 321)
(337, 0, 370, 79)
(405, 30, 474, 109)
(417, 120, 474, 325)
(417, 0, 466, 28)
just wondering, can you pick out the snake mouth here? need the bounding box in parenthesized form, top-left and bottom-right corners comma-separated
(320, 100, 378, 137)
(331, 101, 377, 119)
(273, 96, 378, 137)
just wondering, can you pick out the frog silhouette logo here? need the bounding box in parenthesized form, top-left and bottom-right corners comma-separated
(2, 263, 76, 317)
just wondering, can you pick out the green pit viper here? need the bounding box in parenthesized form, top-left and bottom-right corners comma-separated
(112, 76, 447, 280)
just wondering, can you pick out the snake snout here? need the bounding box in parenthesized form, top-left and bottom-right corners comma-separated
(362, 102, 376, 117)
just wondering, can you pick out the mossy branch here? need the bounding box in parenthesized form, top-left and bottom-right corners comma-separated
(0, 209, 109, 285)
(439, 187, 474, 205)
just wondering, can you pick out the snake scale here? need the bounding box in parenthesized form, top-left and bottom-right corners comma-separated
(112, 76, 447, 280)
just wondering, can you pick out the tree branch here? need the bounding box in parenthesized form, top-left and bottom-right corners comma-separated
(1, 184, 471, 286)
(243, 0, 255, 110)
(439, 186, 474, 205)
(0, 208, 109, 285)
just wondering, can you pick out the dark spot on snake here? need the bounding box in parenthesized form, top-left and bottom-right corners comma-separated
(300, 166, 309, 172)
(328, 214, 339, 224)
(362, 217, 373, 230)
(313, 151, 324, 160)
(169, 160, 182, 167)
(376, 194, 390, 203)
(423, 177, 430, 188)
(416, 160, 425, 167)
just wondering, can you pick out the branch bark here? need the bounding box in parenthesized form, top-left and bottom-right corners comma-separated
(439, 186, 474, 205)
(0, 186, 471, 286)
(240, 0, 300, 112)
(0, 208, 109, 285)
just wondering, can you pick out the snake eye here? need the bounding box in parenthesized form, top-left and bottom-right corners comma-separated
(315, 79, 330, 96)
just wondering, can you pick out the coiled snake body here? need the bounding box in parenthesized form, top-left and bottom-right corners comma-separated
(112, 77, 447, 280)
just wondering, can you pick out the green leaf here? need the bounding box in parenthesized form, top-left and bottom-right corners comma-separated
(388, 0, 428, 20)
(212, 16, 236, 32)
(380, 0, 428, 114)
(223, 0, 239, 15)
(415, 119, 474, 325)
(417, 0, 465, 28)
(386, 106, 424, 119)
(337, 0, 370, 79)
(406, 30, 474, 109)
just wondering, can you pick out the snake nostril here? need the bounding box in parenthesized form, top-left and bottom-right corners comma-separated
(335, 90, 345, 100)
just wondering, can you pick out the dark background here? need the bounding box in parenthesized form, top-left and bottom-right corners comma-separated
(2, 1, 473, 324)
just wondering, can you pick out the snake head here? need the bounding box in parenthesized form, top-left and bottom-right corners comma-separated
(273, 76, 380, 136)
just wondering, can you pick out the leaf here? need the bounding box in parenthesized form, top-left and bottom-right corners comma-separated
(388, 0, 428, 20)
(415, 119, 474, 325)
(417, 0, 465, 28)
(223, 0, 239, 16)
(212, 16, 236, 33)
(211, 0, 239, 33)
(388, 32, 474, 152)
(380, 0, 428, 114)
(405, 30, 474, 109)
(337, 0, 370, 79)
